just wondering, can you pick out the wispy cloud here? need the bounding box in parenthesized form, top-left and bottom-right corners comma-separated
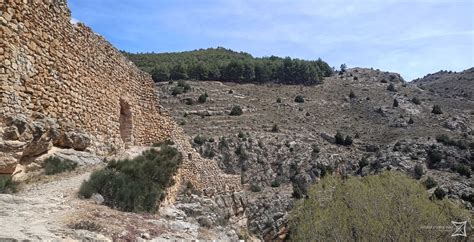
(68, 0, 474, 80)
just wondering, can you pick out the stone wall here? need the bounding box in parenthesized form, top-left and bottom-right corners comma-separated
(1, 0, 172, 152)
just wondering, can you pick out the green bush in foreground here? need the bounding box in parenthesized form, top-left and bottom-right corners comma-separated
(289, 171, 470, 241)
(0, 175, 18, 194)
(44, 157, 78, 175)
(230, 105, 243, 116)
(79, 145, 182, 213)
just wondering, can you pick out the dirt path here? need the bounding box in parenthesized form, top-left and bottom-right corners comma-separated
(0, 172, 91, 240)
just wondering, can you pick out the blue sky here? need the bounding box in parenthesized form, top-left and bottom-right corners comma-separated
(69, 0, 473, 81)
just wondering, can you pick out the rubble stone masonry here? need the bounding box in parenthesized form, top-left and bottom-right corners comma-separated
(0, 0, 172, 150)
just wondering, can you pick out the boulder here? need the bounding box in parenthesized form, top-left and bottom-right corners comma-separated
(22, 136, 53, 159)
(0, 155, 17, 174)
(54, 131, 91, 151)
(5, 115, 29, 135)
(3, 126, 20, 140)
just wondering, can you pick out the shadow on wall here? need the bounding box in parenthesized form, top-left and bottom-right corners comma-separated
(119, 99, 133, 146)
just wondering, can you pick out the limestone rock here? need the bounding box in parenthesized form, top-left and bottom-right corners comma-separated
(54, 131, 91, 151)
(91, 193, 104, 205)
(3, 126, 20, 140)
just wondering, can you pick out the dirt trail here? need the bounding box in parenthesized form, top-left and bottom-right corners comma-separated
(0, 172, 91, 240)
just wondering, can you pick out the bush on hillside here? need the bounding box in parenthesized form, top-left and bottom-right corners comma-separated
(411, 97, 422, 105)
(177, 80, 191, 93)
(393, 98, 399, 107)
(0, 175, 18, 194)
(198, 93, 208, 103)
(349, 90, 356, 99)
(44, 157, 78, 175)
(423, 176, 438, 189)
(289, 171, 470, 241)
(271, 124, 279, 133)
(230, 105, 243, 116)
(432, 105, 443, 115)
(78, 145, 182, 213)
(193, 135, 207, 146)
(294, 95, 305, 103)
(387, 83, 397, 92)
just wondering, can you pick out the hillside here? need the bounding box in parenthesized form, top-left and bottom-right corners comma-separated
(412, 68, 474, 100)
(157, 68, 474, 239)
(124, 47, 333, 85)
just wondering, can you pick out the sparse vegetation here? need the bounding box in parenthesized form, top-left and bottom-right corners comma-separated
(198, 93, 208, 103)
(0, 175, 18, 194)
(250, 183, 262, 192)
(451, 164, 471, 178)
(335, 131, 353, 146)
(387, 83, 396, 92)
(435, 134, 468, 150)
(271, 124, 279, 133)
(294, 95, 305, 103)
(349, 90, 356, 99)
(414, 164, 424, 179)
(78, 145, 182, 213)
(44, 157, 78, 175)
(431, 105, 443, 115)
(393, 98, 399, 107)
(423, 176, 437, 189)
(230, 105, 243, 116)
(276, 98, 282, 103)
(193, 135, 207, 146)
(411, 97, 422, 105)
(289, 172, 470, 241)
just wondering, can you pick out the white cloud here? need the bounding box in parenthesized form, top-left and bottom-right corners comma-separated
(70, 17, 79, 25)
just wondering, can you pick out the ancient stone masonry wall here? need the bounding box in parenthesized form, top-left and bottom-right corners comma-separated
(0, 0, 172, 151)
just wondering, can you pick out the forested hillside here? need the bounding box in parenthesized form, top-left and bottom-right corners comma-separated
(123, 47, 333, 85)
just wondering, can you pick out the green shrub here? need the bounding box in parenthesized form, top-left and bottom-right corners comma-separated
(335, 131, 352, 146)
(193, 135, 207, 146)
(435, 134, 468, 150)
(414, 164, 424, 179)
(153, 140, 175, 147)
(349, 90, 356, 99)
(387, 83, 397, 92)
(271, 124, 279, 133)
(451, 164, 471, 178)
(393, 98, 399, 107)
(289, 172, 470, 241)
(359, 157, 369, 168)
(276, 98, 282, 103)
(198, 93, 208, 103)
(250, 184, 262, 192)
(344, 136, 353, 146)
(185, 98, 195, 105)
(335, 131, 345, 145)
(411, 97, 421, 105)
(171, 86, 184, 96)
(433, 187, 446, 200)
(426, 149, 443, 168)
(78, 146, 182, 213)
(44, 157, 78, 175)
(271, 179, 281, 188)
(230, 105, 243, 116)
(294, 95, 305, 103)
(0, 175, 18, 194)
(432, 105, 443, 115)
(177, 80, 191, 92)
(423, 176, 437, 189)
(312, 144, 320, 154)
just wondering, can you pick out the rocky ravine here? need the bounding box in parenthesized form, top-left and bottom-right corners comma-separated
(157, 67, 474, 239)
